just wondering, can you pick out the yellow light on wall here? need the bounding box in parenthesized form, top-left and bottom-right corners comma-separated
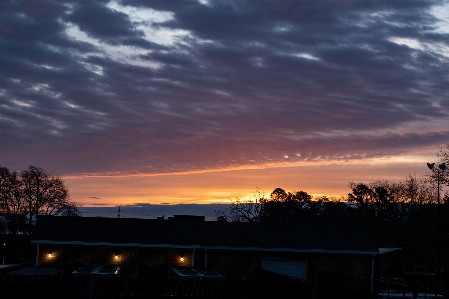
(48, 252, 53, 258)
(180, 256, 185, 262)
(114, 251, 120, 261)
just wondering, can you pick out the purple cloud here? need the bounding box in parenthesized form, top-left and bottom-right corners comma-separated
(0, 0, 448, 175)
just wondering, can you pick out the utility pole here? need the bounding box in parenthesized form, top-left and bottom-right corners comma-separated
(118, 206, 121, 218)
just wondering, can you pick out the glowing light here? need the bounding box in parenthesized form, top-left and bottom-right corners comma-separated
(180, 257, 185, 262)
(115, 255, 119, 260)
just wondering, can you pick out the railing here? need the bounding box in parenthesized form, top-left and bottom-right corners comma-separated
(0, 275, 311, 299)
(2, 272, 445, 299)
(316, 272, 447, 299)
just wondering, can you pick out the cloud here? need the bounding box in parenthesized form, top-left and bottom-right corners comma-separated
(0, 0, 448, 176)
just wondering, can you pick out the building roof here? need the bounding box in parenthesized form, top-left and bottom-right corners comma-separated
(32, 216, 378, 254)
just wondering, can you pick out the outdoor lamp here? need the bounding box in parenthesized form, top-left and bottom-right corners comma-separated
(427, 162, 446, 171)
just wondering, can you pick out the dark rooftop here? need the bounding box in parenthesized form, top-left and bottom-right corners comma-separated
(32, 216, 378, 254)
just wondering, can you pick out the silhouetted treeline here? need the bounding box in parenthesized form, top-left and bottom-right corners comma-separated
(216, 174, 449, 259)
(0, 165, 81, 235)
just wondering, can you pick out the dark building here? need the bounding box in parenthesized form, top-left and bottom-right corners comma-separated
(376, 248, 441, 290)
(32, 216, 378, 298)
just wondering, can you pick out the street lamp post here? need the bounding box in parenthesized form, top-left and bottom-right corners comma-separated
(427, 162, 446, 293)
(427, 163, 446, 255)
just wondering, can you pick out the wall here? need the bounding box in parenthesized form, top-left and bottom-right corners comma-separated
(37, 244, 373, 284)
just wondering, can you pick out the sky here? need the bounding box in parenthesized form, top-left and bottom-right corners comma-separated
(1, 0, 449, 209)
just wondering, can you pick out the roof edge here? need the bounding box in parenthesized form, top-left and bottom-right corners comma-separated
(32, 240, 379, 255)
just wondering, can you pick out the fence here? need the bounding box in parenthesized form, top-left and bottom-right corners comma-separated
(3, 272, 446, 299)
(0, 275, 311, 299)
(316, 272, 448, 299)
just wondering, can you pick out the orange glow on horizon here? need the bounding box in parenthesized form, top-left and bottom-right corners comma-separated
(63, 156, 431, 207)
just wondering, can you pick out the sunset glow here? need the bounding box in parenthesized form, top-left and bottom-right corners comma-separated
(64, 154, 435, 206)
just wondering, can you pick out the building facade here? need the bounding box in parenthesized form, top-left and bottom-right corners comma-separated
(32, 216, 379, 298)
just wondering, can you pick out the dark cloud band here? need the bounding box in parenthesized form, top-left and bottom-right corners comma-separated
(0, 0, 448, 175)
